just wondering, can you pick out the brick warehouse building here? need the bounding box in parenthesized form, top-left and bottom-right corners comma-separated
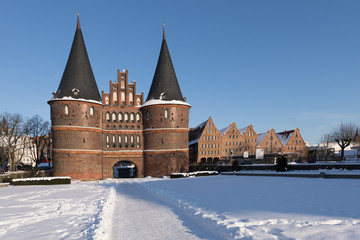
(189, 116, 308, 164)
(48, 15, 190, 180)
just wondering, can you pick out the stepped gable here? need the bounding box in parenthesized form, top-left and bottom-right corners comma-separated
(145, 25, 185, 102)
(53, 13, 100, 102)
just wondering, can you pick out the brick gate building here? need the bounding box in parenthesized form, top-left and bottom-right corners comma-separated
(48, 14, 190, 180)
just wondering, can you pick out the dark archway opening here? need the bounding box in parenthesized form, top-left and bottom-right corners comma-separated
(113, 161, 137, 178)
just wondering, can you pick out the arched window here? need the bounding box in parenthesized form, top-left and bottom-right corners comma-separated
(121, 81, 125, 89)
(112, 112, 117, 122)
(106, 136, 110, 143)
(130, 113, 135, 122)
(105, 97, 109, 105)
(130, 135, 134, 143)
(112, 135, 116, 143)
(136, 113, 141, 122)
(124, 113, 129, 122)
(121, 92, 125, 103)
(124, 136, 128, 143)
(137, 98, 141, 106)
(118, 136, 122, 143)
(146, 111, 150, 120)
(164, 109, 169, 119)
(64, 105, 69, 115)
(113, 92, 117, 103)
(105, 112, 110, 122)
(118, 113, 123, 122)
(89, 107, 94, 117)
(136, 136, 140, 143)
(129, 92, 133, 104)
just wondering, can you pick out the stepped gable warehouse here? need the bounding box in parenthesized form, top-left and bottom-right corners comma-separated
(48, 15, 190, 180)
(189, 117, 308, 164)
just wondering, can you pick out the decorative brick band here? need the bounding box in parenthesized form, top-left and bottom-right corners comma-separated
(103, 129, 143, 133)
(52, 125, 102, 132)
(143, 128, 188, 133)
(53, 149, 102, 154)
(144, 148, 189, 153)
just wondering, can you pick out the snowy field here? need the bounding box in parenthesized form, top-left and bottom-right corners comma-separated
(1, 175, 360, 239)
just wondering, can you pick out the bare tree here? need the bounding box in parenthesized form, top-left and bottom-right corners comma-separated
(318, 133, 334, 161)
(24, 115, 50, 164)
(320, 133, 332, 147)
(329, 122, 358, 161)
(0, 112, 24, 171)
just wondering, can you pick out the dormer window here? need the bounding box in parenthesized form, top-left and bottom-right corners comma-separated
(72, 88, 80, 96)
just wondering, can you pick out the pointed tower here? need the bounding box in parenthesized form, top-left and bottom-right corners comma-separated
(141, 26, 191, 177)
(48, 14, 103, 180)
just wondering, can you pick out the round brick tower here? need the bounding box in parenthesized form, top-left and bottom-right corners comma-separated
(141, 26, 190, 177)
(48, 14, 103, 180)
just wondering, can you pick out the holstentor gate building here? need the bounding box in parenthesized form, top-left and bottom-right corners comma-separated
(48, 15, 190, 180)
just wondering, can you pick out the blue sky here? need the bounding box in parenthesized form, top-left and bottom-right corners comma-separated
(0, 0, 359, 144)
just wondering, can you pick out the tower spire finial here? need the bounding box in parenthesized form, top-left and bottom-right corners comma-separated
(77, 11, 81, 29)
(162, 23, 166, 40)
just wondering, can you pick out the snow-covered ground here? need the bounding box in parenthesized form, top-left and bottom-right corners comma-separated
(1, 175, 360, 239)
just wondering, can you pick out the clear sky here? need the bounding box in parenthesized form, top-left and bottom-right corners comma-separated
(0, 0, 359, 145)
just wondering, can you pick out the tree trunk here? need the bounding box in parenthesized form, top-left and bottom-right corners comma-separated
(341, 147, 345, 161)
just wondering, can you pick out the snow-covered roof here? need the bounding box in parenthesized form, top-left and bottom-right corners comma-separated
(238, 126, 248, 134)
(141, 99, 191, 107)
(188, 119, 208, 145)
(48, 96, 103, 105)
(276, 130, 295, 146)
(257, 132, 268, 146)
(219, 126, 230, 135)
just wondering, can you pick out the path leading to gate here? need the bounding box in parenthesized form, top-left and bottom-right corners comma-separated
(111, 180, 216, 240)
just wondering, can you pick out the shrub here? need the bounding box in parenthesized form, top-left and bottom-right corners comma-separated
(194, 171, 218, 177)
(12, 177, 71, 186)
(170, 173, 189, 179)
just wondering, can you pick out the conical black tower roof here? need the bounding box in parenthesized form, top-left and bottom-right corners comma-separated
(53, 14, 100, 102)
(146, 26, 185, 102)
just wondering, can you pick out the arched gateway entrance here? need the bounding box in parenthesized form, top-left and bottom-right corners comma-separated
(113, 161, 137, 178)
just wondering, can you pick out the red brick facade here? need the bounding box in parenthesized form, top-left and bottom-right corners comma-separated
(50, 69, 190, 179)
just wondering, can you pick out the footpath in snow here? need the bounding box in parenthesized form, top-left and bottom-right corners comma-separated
(110, 179, 210, 240)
